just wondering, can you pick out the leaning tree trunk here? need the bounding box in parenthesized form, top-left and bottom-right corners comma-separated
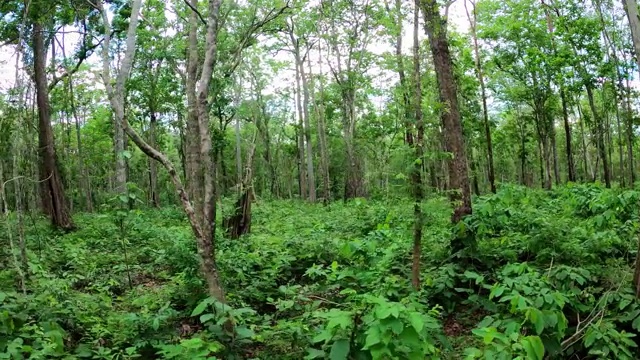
(99, 0, 227, 303)
(33, 22, 74, 231)
(422, 0, 472, 253)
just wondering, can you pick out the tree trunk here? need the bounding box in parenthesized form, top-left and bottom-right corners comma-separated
(296, 49, 316, 202)
(465, 0, 496, 193)
(625, 77, 636, 185)
(294, 65, 307, 199)
(560, 89, 576, 182)
(550, 122, 560, 185)
(33, 22, 74, 231)
(411, 0, 424, 290)
(113, 107, 127, 196)
(148, 110, 160, 207)
(421, 0, 472, 248)
(310, 48, 331, 204)
(586, 84, 611, 188)
(69, 76, 93, 212)
(623, 0, 640, 77)
(99, 0, 227, 303)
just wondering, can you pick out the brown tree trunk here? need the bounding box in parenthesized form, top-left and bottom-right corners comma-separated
(33, 22, 74, 231)
(421, 0, 472, 249)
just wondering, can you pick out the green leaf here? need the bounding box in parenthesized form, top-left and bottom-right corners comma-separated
(329, 339, 350, 360)
(528, 308, 545, 335)
(376, 306, 392, 319)
(305, 348, 325, 359)
(521, 336, 544, 360)
(200, 314, 215, 323)
(363, 327, 381, 349)
(632, 315, 640, 331)
(409, 316, 424, 333)
(191, 298, 211, 316)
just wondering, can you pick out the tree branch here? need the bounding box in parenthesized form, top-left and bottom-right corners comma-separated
(184, 0, 208, 26)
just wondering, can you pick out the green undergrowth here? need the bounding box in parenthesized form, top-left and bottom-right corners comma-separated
(1, 183, 640, 359)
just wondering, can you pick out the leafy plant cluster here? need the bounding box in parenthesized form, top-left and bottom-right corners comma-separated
(1, 183, 640, 359)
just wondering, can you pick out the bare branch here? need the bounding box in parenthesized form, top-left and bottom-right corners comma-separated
(184, 0, 208, 26)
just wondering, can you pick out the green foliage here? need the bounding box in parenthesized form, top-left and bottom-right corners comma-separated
(2, 184, 640, 359)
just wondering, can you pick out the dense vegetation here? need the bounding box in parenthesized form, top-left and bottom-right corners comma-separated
(2, 185, 640, 359)
(2, 0, 640, 358)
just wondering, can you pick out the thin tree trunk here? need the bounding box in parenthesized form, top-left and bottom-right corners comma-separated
(33, 21, 74, 231)
(148, 110, 160, 207)
(297, 50, 316, 202)
(465, 0, 495, 193)
(69, 76, 93, 212)
(560, 89, 576, 182)
(551, 122, 560, 185)
(411, 0, 424, 289)
(294, 65, 307, 199)
(586, 85, 611, 188)
(625, 76, 636, 185)
(309, 48, 331, 204)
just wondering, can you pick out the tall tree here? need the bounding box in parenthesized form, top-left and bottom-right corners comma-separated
(421, 0, 472, 237)
(410, 0, 425, 289)
(465, 0, 496, 193)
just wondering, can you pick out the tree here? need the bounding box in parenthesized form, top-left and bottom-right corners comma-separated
(99, 0, 226, 301)
(465, 0, 496, 193)
(421, 0, 472, 236)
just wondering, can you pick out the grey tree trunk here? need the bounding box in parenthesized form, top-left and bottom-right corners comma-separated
(299, 56, 316, 202)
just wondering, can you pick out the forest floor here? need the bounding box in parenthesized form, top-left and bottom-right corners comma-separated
(1, 183, 640, 359)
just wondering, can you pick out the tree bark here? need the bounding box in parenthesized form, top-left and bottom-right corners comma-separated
(33, 21, 74, 231)
(421, 0, 472, 249)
